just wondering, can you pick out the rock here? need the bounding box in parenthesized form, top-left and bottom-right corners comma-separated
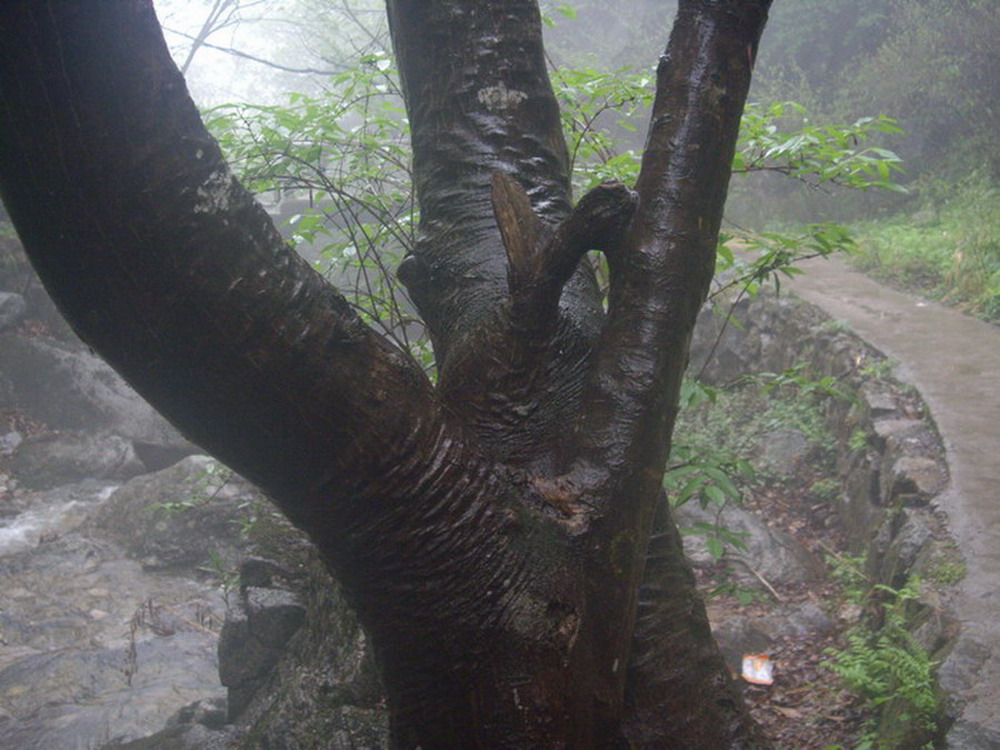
(100, 722, 243, 750)
(99, 697, 238, 750)
(676, 500, 825, 586)
(755, 601, 836, 640)
(0, 429, 22, 456)
(0, 481, 118, 556)
(872, 418, 927, 451)
(0, 636, 223, 750)
(872, 510, 934, 588)
(0, 332, 195, 459)
(760, 428, 810, 475)
(0, 531, 226, 750)
(945, 720, 1000, 750)
(10, 431, 146, 489)
(245, 587, 306, 648)
(861, 388, 898, 418)
(884, 456, 948, 507)
(225, 553, 388, 747)
(0, 292, 26, 331)
(218, 589, 305, 720)
(164, 697, 229, 731)
(88, 456, 261, 570)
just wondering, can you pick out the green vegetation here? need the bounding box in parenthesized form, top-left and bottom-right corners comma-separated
(203, 51, 425, 364)
(808, 477, 840, 503)
(852, 175, 1000, 323)
(204, 39, 904, 376)
(143, 459, 233, 516)
(922, 542, 967, 586)
(665, 367, 841, 559)
(849, 429, 868, 453)
(925, 557, 966, 586)
(751, 0, 997, 186)
(206, 549, 241, 606)
(824, 555, 941, 748)
(731, 0, 999, 326)
(857, 356, 898, 380)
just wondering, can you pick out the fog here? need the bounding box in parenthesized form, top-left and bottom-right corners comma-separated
(155, 0, 389, 105)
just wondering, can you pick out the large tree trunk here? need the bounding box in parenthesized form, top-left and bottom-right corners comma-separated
(0, 0, 771, 746)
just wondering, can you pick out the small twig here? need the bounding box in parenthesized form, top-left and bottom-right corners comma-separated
(730, 557, 785, 602)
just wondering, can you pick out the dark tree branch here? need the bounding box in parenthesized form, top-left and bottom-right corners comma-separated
(0, 1, 441, 545)
(493, 1, 774, 743)
(491, 171, 549, 296)
(607, 2, 774, 745)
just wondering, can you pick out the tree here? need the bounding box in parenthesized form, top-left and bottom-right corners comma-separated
(0, 1, 772, 746)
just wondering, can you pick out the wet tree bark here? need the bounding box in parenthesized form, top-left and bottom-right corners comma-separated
(0, 0, 772, 746)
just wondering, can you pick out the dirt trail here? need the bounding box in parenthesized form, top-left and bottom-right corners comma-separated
(789, 256, 1000, 746)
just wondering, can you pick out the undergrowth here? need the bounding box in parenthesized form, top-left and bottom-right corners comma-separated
(666, 367, 841, 561)
(851, 172, 1000, 324)
(824, 554, 940, 749)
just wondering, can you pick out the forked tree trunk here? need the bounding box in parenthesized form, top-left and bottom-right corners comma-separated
(0, 0, 771, 746)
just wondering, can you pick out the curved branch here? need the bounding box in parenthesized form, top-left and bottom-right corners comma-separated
(0, 0, 436, 526)
(492, 172, 637, 310)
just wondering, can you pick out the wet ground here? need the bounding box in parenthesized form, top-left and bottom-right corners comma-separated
(789, 256, 1000, 746)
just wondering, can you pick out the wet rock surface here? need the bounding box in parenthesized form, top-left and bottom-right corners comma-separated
(0, 233, 388, 749)
(0, 531, 227, 749)
(11, 431, 147, 489)
(0, 332, 195, 457)
(88, 456, 262, 571)
(0, 292, 26, 331)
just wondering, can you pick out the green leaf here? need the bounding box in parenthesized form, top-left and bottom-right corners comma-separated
(704, 484, 727, 506)
(705, 535, 725, 561)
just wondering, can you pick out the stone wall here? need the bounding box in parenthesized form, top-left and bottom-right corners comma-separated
(691, 290, 962, 744)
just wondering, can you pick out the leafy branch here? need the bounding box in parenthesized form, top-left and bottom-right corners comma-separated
(734, 101, 906, 193)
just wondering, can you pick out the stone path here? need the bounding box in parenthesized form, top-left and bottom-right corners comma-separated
(789, 256, 1000, 748)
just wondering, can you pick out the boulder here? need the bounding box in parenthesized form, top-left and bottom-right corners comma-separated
(676, 500, 825, 586)
(88, 456, 260, 570)
(0, 332, 195, 461)
(883, 456, 948, 507)
(100, 722, 241, 750)
(0, 530, 227, 750)
(754, 601, 836, 640)
(218, 586, 306, 720)
(871, 509, 934, 588)
(759, 428, 811, 476)
(223, 552, 389, 748)
(10, 431, 146, 489)
(0, 634, 223, 750)
(0, 428, 22, 457)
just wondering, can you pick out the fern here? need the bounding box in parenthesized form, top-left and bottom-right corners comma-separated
(825, 573, 939, 739)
